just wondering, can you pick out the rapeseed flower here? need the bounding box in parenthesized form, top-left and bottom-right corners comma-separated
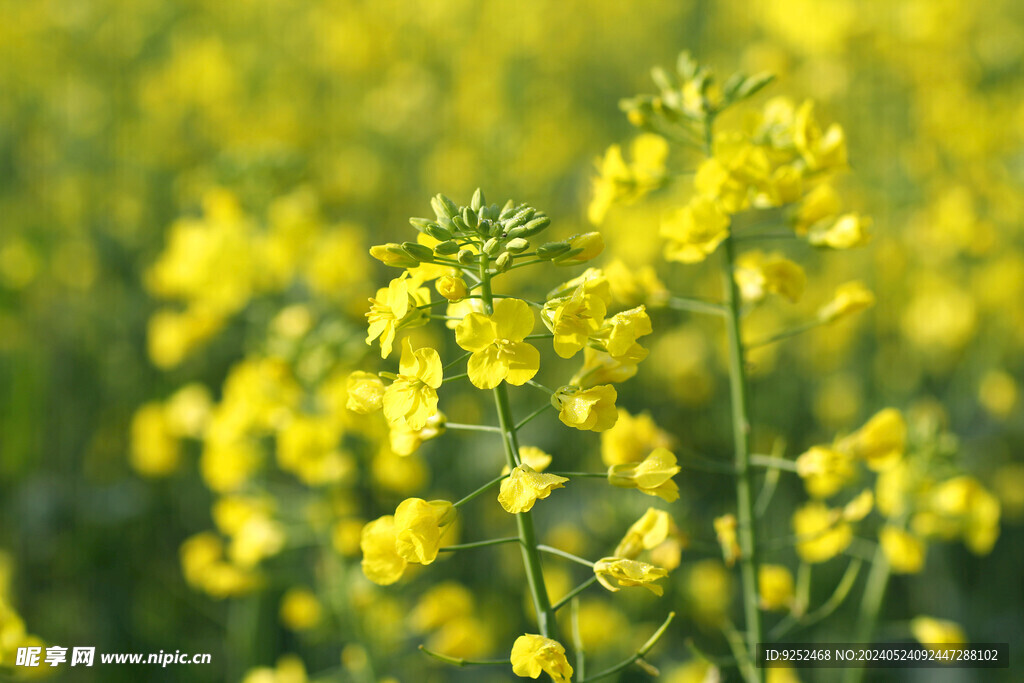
(497, 465, 569, 513)
(661, 196, 730, 263)
(455, 298, 540, 389)
(608, 447, 680, 501)
(553, 385, 618, 431)
(593, 557, 669, 595)
(382, 339, 442, 431)
(510, 634, 573, 682)
(393, 498, 456, 565)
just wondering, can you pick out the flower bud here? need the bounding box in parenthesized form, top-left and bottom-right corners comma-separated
(457, 249, 476, 265)
(370, 244, 419, 268)
(401, 241, 435, 263)
(506, 237, 530, 253)
(432, 194, 458, 220)
(462, 207, 479, 230)
(434, 240, 459, 255)
(424, 224, 453, 241)
(470, 188, 485, 211)
(495, 252, 513, 272)
(436, 275, 468, 302)
(537, 242, 570, 260)
(555, 232, 604, 265)
(483, 238, 502, 256)
(499, 199, 516, 220)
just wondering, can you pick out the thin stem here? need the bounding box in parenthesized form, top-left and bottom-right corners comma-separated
(525, 379, 555, 395)
(418, 645, 507, 668)
(549, 472, 607, 479)
(479, 256, 558, 640)
(749, 455, 799, 472)
(722, 215, 764, 680)
(579, 612, 675, 683)
(443, 350, 472, 371)
(745, 319, 822, 350)
(438, 537, 521, 552)
(754, 464, 781, 516)
(732, 232, 796, 243)
(722, 620, 758, 683)
(536, 545, 595, 568)
(524, 333, 554, 340)
(506, 259, 545, 271)
(571, 597, 586, 681)
(453, 474, 507, 508)
(843, 544, 890, 683)
(678, 450, 737, 474)
(444, 422, 501, 433)
(429, 315, 463, 322)
(552, 576, 599, 612)
(514, 403, 553, 431)
(667, 295, 727, 316)
(441, 372, 469, 384)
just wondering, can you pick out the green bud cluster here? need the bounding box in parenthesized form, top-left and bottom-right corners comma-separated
(404, 189, 554, 270)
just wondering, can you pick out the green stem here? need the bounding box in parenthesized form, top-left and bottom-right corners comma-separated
(479, 256, 558, 640)
(441, 372, 469, 384)
(443, 350, 472, 371)
(749, 455, 798, 472)
(571, 597, 586, 680)
(579, 612, 675, 682)
(536, 545, 595, 568)
(715, 109, 763, 681)
(667, 295, 727, 316)
(453, 474, 507, 508)
(552, 576, 599, 612)
(549, 472, 607, 479)
(418, 645, 507, 667)
(843, 545, 890, 683)
(525, 379, 555, 395)
(745, 319, 822, 350)
(444, 422, 501, 433)
(438, 537, 521, 552)
(514, 403, 553, 431)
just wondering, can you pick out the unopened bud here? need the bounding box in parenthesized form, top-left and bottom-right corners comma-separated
(436, 275, 468, 302)
(434, 240, 459, 255)
(495, 252, 513, 272)
(401, 242, 435, 263)
(506, 237, 530, 253)
(537, 242, 571, 260)
(483, 238, 502, 256)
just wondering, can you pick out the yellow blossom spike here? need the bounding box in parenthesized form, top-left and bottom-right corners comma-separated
(510, 634, 573, 682)
(497, 465, 569, 514)
(593, 557, 669, 596)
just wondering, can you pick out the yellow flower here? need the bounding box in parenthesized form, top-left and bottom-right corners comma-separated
(588, 134, 668, 225)
(695, 157, 750, 214)
(502, 446, 553, 474)
(608, 447, 680, 502)
(436, 275, 468, 302)
(792, 502, 851, 563)
(794, 100, 847, 171)
(817, 281, 875, 324)
(734, 251, 806, 304)
(510, 634, 573, 683)
(614, 508, 671, 559)
(409, 582, 474, 632)
(661, 196, 730, 263)
(498, 465, 569, 514)
(360, 515, 407, 585)
(365, 274, 428, 358)
(593, 305, 653, 358)
(382, 339, 442, 431)
(843, 490, 874, 522)
(879, 526, 926, 574)
(604, 260, 669, 308)
(345, 371, 385, 414)
(794, 183, 841, 235)
(393, 498, 456, 565)
(808, 213, 872, 249)
(279, 588, 323, 631)
(542, 284, 608, 359)
(910, 617, 966, 649)
(927, 476, 1000, 554)
(600, 409, 673, 466)
(795, 445, 856, 498)
(714, 514, 741, 566)
(593, 557, 669, 596)
(686, 560, 732, 626)
(455, 298, 540, 389)
(553, 384, 618, 431)
(559, 232, 605, 265)
(758, 565, 795, 611)
(130, 403, 181, 477)
(836, 408, 906, 472)
(389, 412, 446, 456)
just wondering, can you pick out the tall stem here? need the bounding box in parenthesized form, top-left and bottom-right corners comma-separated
(478, 256, 558, 640)
(843, 544, 889, 683)
(710, 112, 764, 681)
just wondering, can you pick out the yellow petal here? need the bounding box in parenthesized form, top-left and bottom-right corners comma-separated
(467, 346, 507, 389)
(492, 298, 535, 341)
(455, 312, 498, 352)
(503, 342, 540, 386)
